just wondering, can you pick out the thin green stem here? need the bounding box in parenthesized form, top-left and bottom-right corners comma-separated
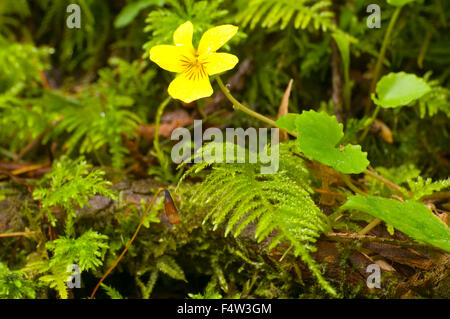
(359, 104, 381, 142)
(92, 141, 106, 167)
(369, 6, 402, 95)
(216, 76, 297, 137)
(359, 218, 382, 235)
(153, 96, 172, 172)
(341, 174, 367, 196)
(343, 70, 351, 111)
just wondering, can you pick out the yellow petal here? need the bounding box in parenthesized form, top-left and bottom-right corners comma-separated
(200, 53, 239, 76)
(168, 72, 213, 103)
(197, 25, 238, 55)
(173, 21, 195, 53)
(149, 45, 193, 73)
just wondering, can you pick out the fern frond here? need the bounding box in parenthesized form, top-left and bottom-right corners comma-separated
(237, 0, 335, 32)
(418, 74, 450, 118)
(156, 256, 187, 282)
(180, 141, 336, 295)
(136, 271, 158, 299)
(101, 283, 124, 299)
(46, 230, 109, 272)
(37, 261, 70, 299)
(53, 89, 140, 168)
(33, 156, 116, 226)
(27, 229, 108, 299)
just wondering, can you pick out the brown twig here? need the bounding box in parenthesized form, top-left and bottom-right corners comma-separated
(90, 188, 164, 299)
(421, 191, 450, 202)
(11, 163, 47, 176)
(313, 188, 348, 198)
(326, 232, 444, 251)
(0, 231, 37, 238)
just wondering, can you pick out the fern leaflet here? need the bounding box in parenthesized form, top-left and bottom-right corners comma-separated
(237, 0, 335, 31)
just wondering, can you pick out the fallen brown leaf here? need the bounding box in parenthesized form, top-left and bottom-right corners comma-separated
(138, 109, 194, 140)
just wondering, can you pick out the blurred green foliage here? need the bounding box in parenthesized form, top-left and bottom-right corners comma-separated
(0, 0, 449, 299)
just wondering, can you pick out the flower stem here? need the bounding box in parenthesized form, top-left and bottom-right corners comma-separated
(216, 76, 297, 136)
(359, 104, 381, 142)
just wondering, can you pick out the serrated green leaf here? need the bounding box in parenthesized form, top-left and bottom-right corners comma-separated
(372, 72, 431, 108)
(387, 0, 417, 7)
(276, 111, 369, 174)
(342, 195, 450, 252)
(101, 284, 124, 299)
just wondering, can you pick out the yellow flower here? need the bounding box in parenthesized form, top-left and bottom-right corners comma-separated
(150, 21, 239, 103)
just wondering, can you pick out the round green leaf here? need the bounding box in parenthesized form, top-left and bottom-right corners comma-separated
(372, 72, 431, 108)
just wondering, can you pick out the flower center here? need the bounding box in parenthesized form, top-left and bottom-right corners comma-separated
(180, 54, 207, 80)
